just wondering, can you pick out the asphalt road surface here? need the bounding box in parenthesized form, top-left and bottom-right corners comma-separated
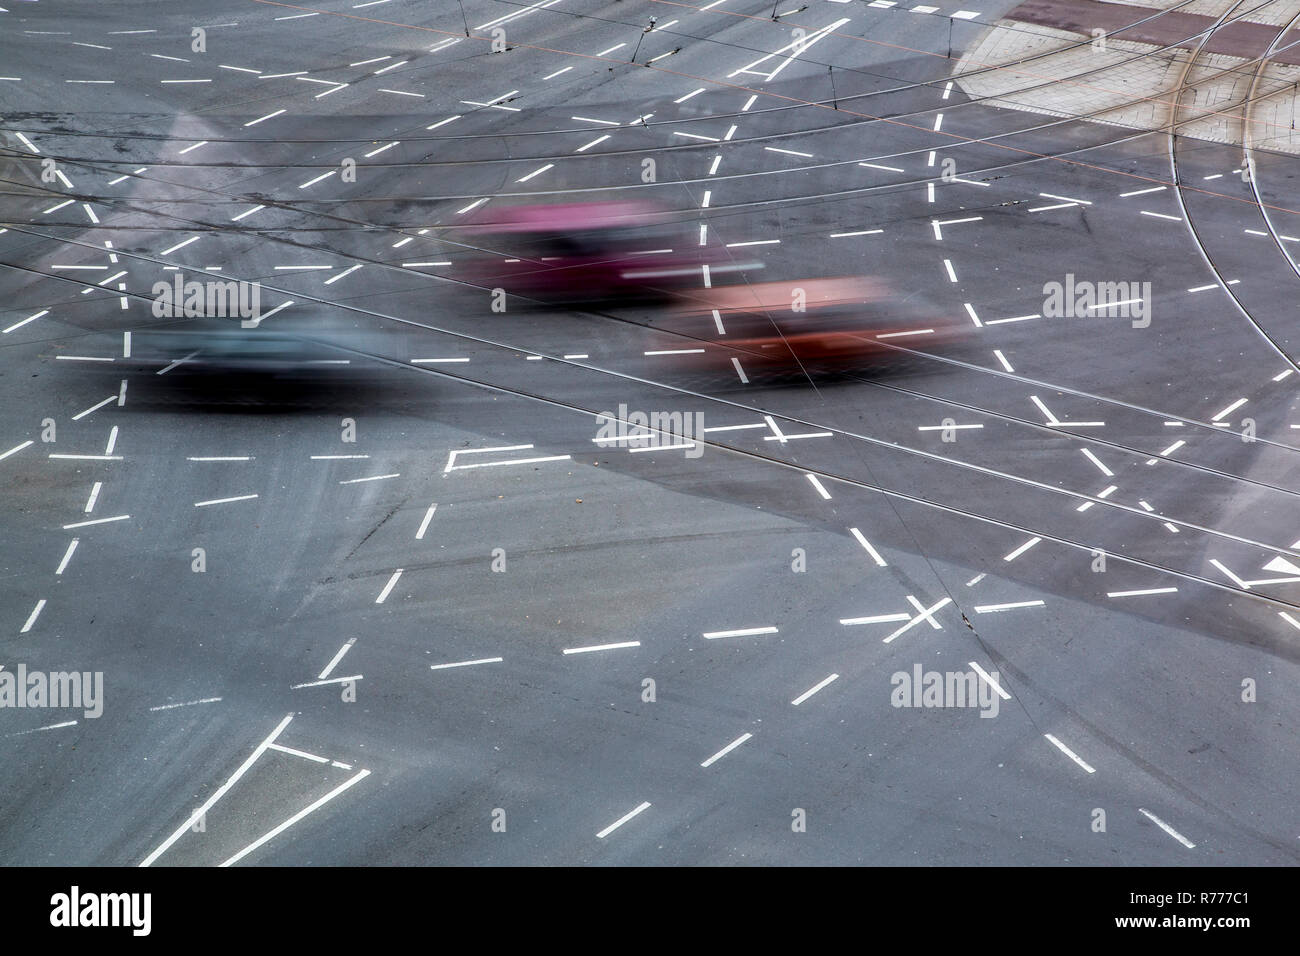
(2, 0, 1299, 866)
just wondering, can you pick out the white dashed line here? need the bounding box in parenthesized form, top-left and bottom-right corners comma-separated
(702, 626, 777, 639)
(1138, 808, 1196, 848)
(791, 674, 838, 706)
(596, 801, 651, 839)
(562, 641, 640, 655)
(806, 474, 832, 499)
(1002, 537, 1041, 562)
(701, 733, 752, 768)
(1044, 733, 1096, 773)
(20, 599, 46, 633)
(974, 600, 1045, 613)
(430, 657, 503, 670)
(195, 495, 257, 508)
(969, 662, 1011, 700)
(375, 569, 403, 604)
(848, 528, 887, 566)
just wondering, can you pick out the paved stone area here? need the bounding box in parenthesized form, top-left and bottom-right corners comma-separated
(955, 0, 1300, 152)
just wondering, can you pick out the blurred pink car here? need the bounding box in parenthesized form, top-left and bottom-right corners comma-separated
(457, 202, 750, 304)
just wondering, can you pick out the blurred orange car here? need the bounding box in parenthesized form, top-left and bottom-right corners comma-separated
(662, 276, 964, 373)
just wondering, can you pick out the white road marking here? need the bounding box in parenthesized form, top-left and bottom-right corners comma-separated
(1002, 537, 1041, 561)
(931, 216, 981, 240)
(474, 0, 563, 31)
(416, 503, 438, 540)
(1138, 808, 1196, 848)
(220, 769, 371, 867)
(516, 163, 553, 183)
(1080, 448, 1113, 476)
(969, 662, 1011, 700)
(375, 569, 403, 604)
(430, 657, 503, 670)
(160, 235, 200, 256)
(445, 452, 571, 472)
(983, 313, 1040, 325)
(194, 495, 257, 507)
(597, 801, 651, 838)
(5, 720, 77, 738)
(140, 713, 294, 866)
(702, 626, 778, 639)
(973, 600, 1045, 612)
(1107, 587, 1177, 597)
(1210, 398, 1247, 421)
(1208, 559, 1249, 588)
(840, 613, 911, 626)
(55, 539, 79, 576)
(268, 743, 329, 763)
(791, 674, 838, 706)
(298, 170, 336, 189)
(729, 18, 849, 82)
(244, 109, 286, 126)
(848, 527, 887, 566)
(701, 732, 752, 767)
(1044, 733, 1095, 773)
(562, 641, 640, 655)
(62, 515, 129, 529)
(72, 396, 116, 420)
(339, 473, 399, 484)
(319, 638, 357, 680)
(1076, 484, 1116, 511)
(290, 675, 363, 689)
(84, 481, 102, 513)
(3, 310, 47, 333)
(20, 599, 46, 633)
(806, 474, 832, 499)
(148, 697, 222, 712)
(883, 597, 951, 643)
